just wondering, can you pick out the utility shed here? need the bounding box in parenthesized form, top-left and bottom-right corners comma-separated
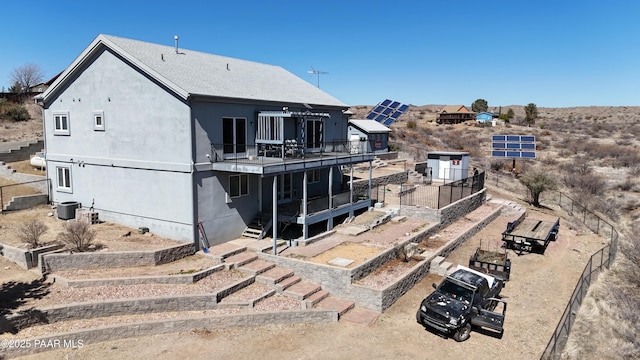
(427, 151, 469, 181)
(348, 119, 390, 154)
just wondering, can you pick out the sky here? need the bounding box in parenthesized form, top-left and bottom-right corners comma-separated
(1, 0, 639, 108)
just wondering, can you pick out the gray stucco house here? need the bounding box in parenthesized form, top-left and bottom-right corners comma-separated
(38, 34, 375, 246)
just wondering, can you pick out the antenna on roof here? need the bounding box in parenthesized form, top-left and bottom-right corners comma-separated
(174, 35, 179, 54)
(307, 66, 328, 88)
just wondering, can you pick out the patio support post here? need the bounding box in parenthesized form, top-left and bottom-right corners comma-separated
(327, 167, 334, 230)
(349, 164, 354, 218)
(272, 176, 278, 255)
(303, 170, 308, 239)
(368, 159, 373, 201)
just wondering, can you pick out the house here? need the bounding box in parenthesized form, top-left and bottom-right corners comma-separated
(347, 119, 391, 154)
(476, 112, 496, 126)
(436, 105, 475, 124)
(38, 34, 376, 247)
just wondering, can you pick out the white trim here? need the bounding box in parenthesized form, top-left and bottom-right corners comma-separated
(53, 112, 70, 135)
(94, 111, 105, 131)
(56, 166, 72, 193)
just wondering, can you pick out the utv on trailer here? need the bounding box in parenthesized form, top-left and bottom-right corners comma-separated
(416, 265, 507, 342)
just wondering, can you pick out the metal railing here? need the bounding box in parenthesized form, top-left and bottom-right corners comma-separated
(399, 171, 485, 210)
(209, 140, 376, 166)
(541, 191, 619, 359)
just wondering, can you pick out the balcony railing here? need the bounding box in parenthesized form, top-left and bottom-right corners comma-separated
(277, 189, 370, 217)
(209, 140, 376, 167)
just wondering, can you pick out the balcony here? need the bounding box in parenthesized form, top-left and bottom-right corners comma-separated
(276, 189, 375, 225)
(209, 140, 376, 175)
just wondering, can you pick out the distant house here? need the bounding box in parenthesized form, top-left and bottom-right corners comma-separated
(347, 119, 390, 154)
(476, 112, 496, 126)
(436, 105, 475, 124)
(38, 34, 376, 246)
(29, 72, 61, 94)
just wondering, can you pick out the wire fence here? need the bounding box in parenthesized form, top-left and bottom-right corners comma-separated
(0, 179, 50, 213)
(541, 191, 619, 360)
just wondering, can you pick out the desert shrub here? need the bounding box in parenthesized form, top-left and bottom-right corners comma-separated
(15, 220, 49, 248)
(563, 172, 607, 195)
(519, 168, 557, 207)
(406, 120, 417, 129)
(57, 221, 96, 251)
(1, 104, 30, 122)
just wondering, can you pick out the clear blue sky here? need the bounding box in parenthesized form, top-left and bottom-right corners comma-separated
(1, 0, 638, 107)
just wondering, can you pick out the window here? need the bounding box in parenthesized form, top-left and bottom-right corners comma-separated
(229, 174, 249, 198)
(56, 166, 72, 192)
(309, 169, 320, 183)
(305, 119, 323, 149)
(223, 117, 247, 155)
(94, 111, 105, 131)
(53, 112, 70, 135)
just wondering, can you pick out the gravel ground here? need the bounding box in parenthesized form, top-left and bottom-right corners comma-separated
(53, 255, 219, 280)
(17, 270, 247, 310)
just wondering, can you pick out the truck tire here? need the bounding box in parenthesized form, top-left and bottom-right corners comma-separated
(452, 323, 471, 342)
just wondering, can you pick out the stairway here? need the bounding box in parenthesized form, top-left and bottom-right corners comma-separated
(211, 243, 359, 320)
(242, 212, 273, 240)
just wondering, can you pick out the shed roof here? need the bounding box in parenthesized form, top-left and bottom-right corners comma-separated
(349, 119, 391, 133)
(42, 34, 347, 108)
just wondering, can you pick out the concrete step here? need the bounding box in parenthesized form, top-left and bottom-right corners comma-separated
(206, 243, 247, 262)
(305, 289, 330, 307)
(430, 256, 446, 268)
(314, 295, 355, 317)
(256, 266, 294, 285)
(432, 261, 454, 276)
(237, 259, 275, 276)
(223, 252, 258, 269)
(283, 280, 321, 300)
(276, 275, 302, 291)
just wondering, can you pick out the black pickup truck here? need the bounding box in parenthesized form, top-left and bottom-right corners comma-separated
(416, 266, 507, 342)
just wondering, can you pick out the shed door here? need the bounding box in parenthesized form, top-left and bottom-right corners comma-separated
(439, 159, 450, 179)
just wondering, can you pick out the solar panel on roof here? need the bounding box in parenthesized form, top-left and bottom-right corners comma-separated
(365, 99, 409, 126)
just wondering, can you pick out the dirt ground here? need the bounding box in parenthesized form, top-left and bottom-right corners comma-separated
(0, 205, 183, 251)
(2, 198, 607, 360)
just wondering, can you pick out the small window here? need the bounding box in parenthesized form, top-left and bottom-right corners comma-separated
(53, 112, 70, 135)
(229, 174, 249, 198)
(309, 169, 320, 183)
(56, 166, 72, 192)
(94, 111, 105, 131)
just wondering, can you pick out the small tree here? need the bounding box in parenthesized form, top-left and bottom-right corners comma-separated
(57, 221, 96, 251)
(15, 220, 49, 248)
(524, 103, 538, 127)
(471, 99, 488, 113)
(506, 108, 515, 122)
(10, 63, 44, 93)
(519, 168, 557, 207)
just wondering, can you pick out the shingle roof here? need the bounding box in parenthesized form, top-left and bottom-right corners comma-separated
(43, 34, 347, 107)
(440, 105, 470, 113)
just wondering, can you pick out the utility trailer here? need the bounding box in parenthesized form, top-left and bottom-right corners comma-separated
(501, 215, 560, 255)
(469, 240, 511, 281)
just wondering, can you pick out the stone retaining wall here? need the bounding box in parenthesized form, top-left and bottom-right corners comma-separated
(55, 264, 225, 288)
(0, 140, 44, 162)
(40, 243, 195, 272)
(2, 194, 49, 212)
(352, 172, 408, 197)
(0, 243, 65, 269)
(0, 310, 337, 359)
(4, 276, 255, 333)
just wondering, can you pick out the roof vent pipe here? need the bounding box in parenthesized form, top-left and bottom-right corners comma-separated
(174, 35, 179, 54)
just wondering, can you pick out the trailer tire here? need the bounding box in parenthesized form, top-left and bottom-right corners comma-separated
(452, 323, 471, 342)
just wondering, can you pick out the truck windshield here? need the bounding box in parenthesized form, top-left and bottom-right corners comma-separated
(438, 280, 473, 304)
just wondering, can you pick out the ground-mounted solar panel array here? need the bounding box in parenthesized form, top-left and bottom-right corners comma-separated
(491, 135, 536, 158)
(366, 99, 409, 126)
